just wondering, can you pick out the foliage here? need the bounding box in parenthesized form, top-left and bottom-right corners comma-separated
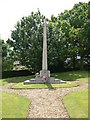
(1, 39, 15, 71)
(54, 2, 89, 70)
(47, 19, 71, 71)
(1, 92, 30, 118)
(2, 70, 33, 79)
(7, 2, 89, 72)
(62, 90, 88, 118)
(7, 10, 45, 72)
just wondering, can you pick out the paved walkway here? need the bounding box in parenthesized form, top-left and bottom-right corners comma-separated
(0, 81, 88, 118)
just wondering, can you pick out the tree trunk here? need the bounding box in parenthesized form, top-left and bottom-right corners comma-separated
(72, 55, 76, 70)
(80, 54, 84, 70)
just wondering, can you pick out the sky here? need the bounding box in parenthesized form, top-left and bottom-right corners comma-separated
(0, 0, 88, 41)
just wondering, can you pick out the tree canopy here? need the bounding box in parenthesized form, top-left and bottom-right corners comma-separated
(5, 2, 89, 72)
(1, 39, 14, 71)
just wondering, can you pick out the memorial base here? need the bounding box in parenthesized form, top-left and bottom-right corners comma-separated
(24, 77, 66, 84)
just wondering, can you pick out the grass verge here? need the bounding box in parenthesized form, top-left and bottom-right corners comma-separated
(0, 75, 34, 86)
(0, 79, 8, 86)
(0, 71, 88, 86)
(76, 77, 89, 83)
(12, 82, 78, 89)
(62, 90, 88, 118)
(1, 92, 30, 118)
(51, 70, 88, 81)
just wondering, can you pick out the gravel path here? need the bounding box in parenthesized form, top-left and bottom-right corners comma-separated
(0, 81, 88, 118)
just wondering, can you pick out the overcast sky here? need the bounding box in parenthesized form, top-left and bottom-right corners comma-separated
(0, 0, 88, 40)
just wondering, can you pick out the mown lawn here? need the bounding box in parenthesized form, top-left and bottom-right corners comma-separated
(0, 71, 89, 87)
(62, 90, 88, 118)
(0, 75, 34, 86)
(51, 70, 88, 81)
(76, 77, 89, 83)
(0, 79, 7, 86)
(1, 92, 30, 118)
(12, 82, 77, 89)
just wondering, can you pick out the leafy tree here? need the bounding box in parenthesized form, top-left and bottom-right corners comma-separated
(2, 39, 14, 71)
(0, 39, 2, 78)
(47, 18, 71, 71)
(68, 2, 89, 70)
(7, 2, 89, 72)
(7, 10, 45, 72)
(57, 2, 89, 70)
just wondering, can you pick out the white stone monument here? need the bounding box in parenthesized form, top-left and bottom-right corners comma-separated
(24, 20, 66, 84)
(40, 20, 50, 82)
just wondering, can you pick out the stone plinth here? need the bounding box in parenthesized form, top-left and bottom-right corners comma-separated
(40, 70, 50, 78)
(24, 77, 66, 84)
(24, 78, 44, 84)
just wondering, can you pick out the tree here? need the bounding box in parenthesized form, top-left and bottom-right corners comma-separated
(7, 10, 45, 72)
(7, 2, 89, 72)
(68, 2, 89, 70)
(1, 39, 14, 71)
(47, 18, 71, 71)
(57, 2, 89, 70)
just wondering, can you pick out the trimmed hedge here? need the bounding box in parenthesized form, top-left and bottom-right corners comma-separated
(2, 70, 34, 78)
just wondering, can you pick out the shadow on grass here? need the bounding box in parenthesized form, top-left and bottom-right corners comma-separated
(45, 83, 54, 89)
(3, 75, 34, 83)
(51, 71, 88, 81)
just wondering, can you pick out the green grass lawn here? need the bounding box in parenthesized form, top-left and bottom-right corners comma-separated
(51, 70, 88, 81)
(62, 90, 88, 118)
(0, 75, 34, 86)
(76, 77, 89, 83)
(1, 92, 30, 118)
(0, 79, 7, 86)
(12, 81, 77, 89)
(0, 92, 1, 120)
(0, 71, 89, 87)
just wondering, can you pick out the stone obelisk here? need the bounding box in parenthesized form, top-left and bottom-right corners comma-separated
(24, 20, 66, 84)
(40, 20, 50, 81)
(42, 20, 47, 70)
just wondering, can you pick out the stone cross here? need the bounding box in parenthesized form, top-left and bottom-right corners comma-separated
(42, 20, 47, 70)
